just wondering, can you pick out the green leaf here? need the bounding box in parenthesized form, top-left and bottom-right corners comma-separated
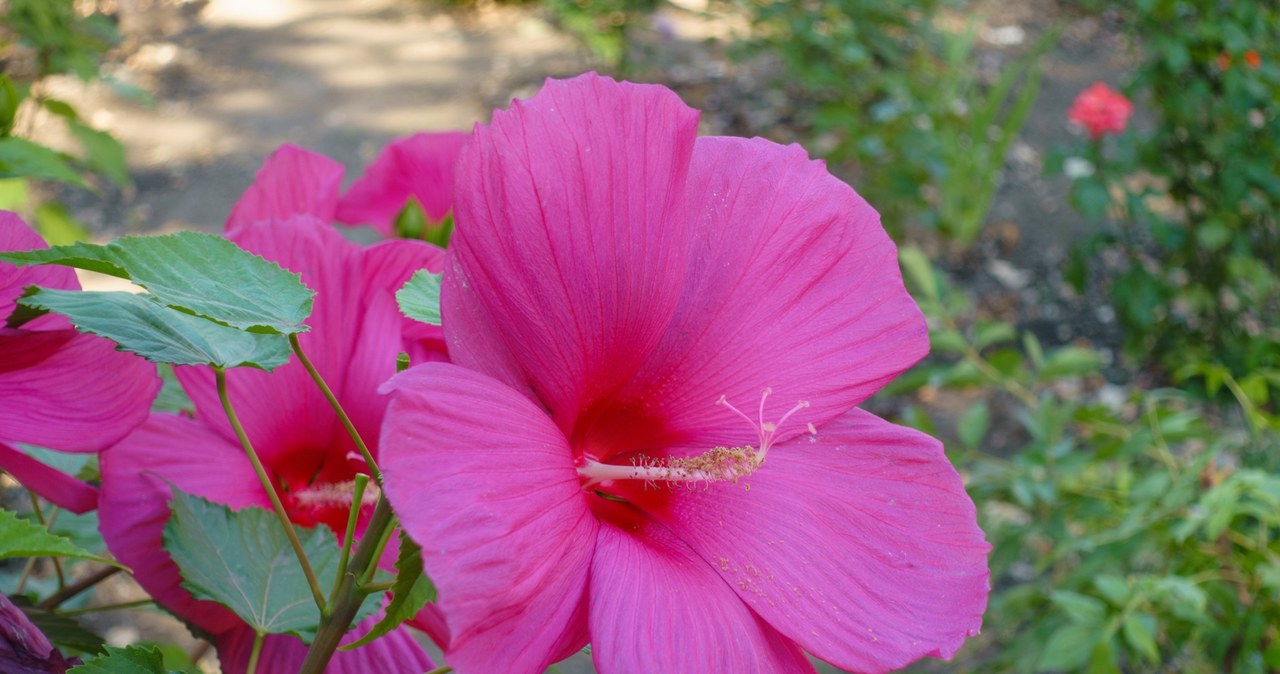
(1022, 331, 1045, 369)
(0, 177, 29, 211)
(0, 75, 22, 136)
(152, 363, 195, 414)
(0, 137, 86, 187)
(897, 245, 939, 303)
(0, 508, 117, 565)
(958, 400, 990, 450)
(1122, 613, 1160, 662)
(1093, 575, 1129, 607)
(69, 121, 130, 188)
(34, 202, 91, 245)
(974, 320, 1016, 350)
(929, 328, 967, 355)
(19, 289, 292, 370)
(396, 270, 442, 327)
(163, 488, 371, 640)
(1039, 622, 1105, 671)
(342, 531, 437, 649)
(1040, 346, 1103, 379)
(1050, 590, 1107, 625)
(41, 98, 79, 120)
(0, 232, 313, 334)
(67, 645, 168, 674)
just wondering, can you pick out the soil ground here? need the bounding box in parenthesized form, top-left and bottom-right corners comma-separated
(20, 0, 1140, 670)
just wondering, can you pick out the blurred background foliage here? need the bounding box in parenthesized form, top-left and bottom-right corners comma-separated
(2, 0, 1277, 672)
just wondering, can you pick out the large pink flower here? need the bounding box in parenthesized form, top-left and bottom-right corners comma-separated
(379, 74, 990, 674)
(336, 132, 470, 237)
(98, 148, 446, 673)
(0, 212, 159, 514)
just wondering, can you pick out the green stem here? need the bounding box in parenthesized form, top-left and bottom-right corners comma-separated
(215, 367, 327, 612)
(425, 667, 454, 674)
(299, 495, 395, 674)
(360, 517, 397, 585)
(290, 334, 381, 482)
(246, 631, 265, 674)
(329, 474, 370, 606)
(58, 598, 154, 616)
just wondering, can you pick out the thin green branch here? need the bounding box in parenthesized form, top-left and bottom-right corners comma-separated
(290, 334, 381, 482)
(215, 366, 327, 612)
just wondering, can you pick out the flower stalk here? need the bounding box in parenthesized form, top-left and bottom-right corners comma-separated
(215, 366, 327, 612)
(290, 334, 382, 482)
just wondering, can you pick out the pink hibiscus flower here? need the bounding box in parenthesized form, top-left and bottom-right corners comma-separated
(1067, 82, 1133, 140)
(379, 74, 990, 673)
(0, 212, 159, 514)
(336, 132, 470, 238)
(97, 148, 447, 674)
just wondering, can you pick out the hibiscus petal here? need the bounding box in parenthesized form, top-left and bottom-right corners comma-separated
(0, 328, 158, 452)
(380, 363, 596, 674)
(224, 145, 344, 234)
(98, 414, 270, 635)
(444, 73, 700, 426)
(589, 513, 817, 674)
(643, 408, 990, 674)
(0, 441, 97, 514)
(625, 136, 927, 444)
(0, 211, 78, 321)
(214, 617, 434, 674)
(336, 131, 470, 235)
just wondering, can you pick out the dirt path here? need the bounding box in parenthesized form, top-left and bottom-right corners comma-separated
(49, 0, 589, 236)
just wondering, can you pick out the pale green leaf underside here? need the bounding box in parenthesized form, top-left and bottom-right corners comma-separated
(20, 288, 291, 370)
(396, 270, 442, 326)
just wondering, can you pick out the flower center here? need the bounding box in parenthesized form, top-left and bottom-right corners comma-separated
(577, 387, 810, 489)
(285, 479, 379, 533)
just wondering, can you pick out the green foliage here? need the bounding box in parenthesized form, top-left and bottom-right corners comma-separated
(0, 0, 131, 200)
(396, 270, 443, 327)
(342, 531, 437, 649)
(0, 507, 116, 565)
(728, 1, 1048, 246)
(68, 645, 170, 674)
(1, 0, 118, 81)
(542, 0, 660, 73)
(1059, 0, 1280, 401)
(896, 250, 1280, 673)
(0, 232, 315, 334)
(162, 488, 376, 642)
